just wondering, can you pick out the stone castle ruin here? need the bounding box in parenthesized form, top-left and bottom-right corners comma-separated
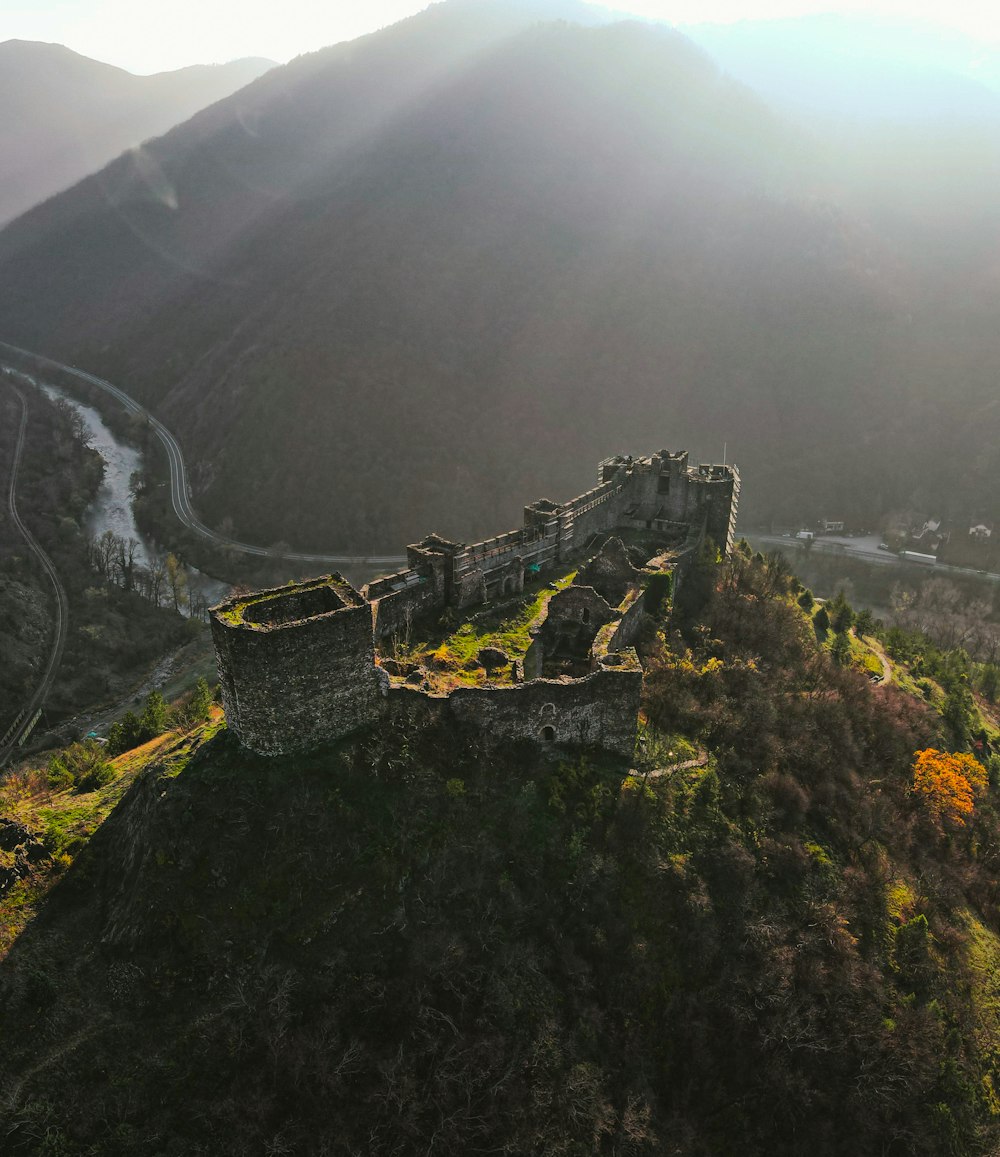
(210, 451, 740, 760)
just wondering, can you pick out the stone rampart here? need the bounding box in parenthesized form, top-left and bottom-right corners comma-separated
(369, 578, 439, 643)
(387, 656, 642, 760)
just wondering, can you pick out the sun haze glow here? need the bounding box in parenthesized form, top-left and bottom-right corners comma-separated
(3, 0, 1000, 73)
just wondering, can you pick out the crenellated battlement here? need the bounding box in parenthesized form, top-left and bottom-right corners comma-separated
(210, 452, 740, 758)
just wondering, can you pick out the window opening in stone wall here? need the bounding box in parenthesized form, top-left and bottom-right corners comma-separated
(541, 725, 555, 742)
(581, 608, 591, 624)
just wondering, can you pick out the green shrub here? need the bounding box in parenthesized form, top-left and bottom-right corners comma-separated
(76, 760, 116, 794)
(47, 755, 75, 790)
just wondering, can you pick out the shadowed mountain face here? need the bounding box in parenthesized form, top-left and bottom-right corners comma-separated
(1, 1, 999, 551)
(0, 40, 274, 226)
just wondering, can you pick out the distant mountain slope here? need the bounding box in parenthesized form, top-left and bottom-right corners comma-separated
(0, 40, 274, 225)
(682, 14, 1000, 121)
(0, 0, 997, 552)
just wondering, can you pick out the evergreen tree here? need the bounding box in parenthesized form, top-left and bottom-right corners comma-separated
(828, 589, 854, 634)
(140, 691, 169, 739)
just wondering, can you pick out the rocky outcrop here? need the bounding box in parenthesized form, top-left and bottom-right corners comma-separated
(0, 817, 50, 895)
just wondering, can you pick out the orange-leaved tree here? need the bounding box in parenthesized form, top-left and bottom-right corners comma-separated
(911, 748, 987, 829)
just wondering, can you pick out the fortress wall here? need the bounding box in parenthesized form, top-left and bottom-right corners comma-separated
(482, 557, 525, 599)
(211, 589, 381, 756)
(470, 530, 559, 575)
(370, 581, 439, 642)
(568, 487, 631, 550)
(456, 531, 547, 589)
(602, 587, 648, 654)
(454, 567, 487, 609)
(458, 528, 528, 564)
(366, 569, 421, 600)
(381, 661, 638, 758)
(564, 478, 621, 513)
(448, 666, 640, 759)
(386, 661, 641, 760)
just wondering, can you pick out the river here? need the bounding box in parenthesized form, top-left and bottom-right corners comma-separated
(36, 380, 229, 614)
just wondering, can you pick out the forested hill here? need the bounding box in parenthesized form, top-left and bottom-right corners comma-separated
(1, 0, 1000, 550)
(4, 549, 1000, 1154)
(0, 41, 273, 227)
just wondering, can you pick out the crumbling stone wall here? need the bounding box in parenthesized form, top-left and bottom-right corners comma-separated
(530, 585, 616, 675)
(596, 587, 648, 656)
(387, 657, 642, 760)
(577, 537, 640, 606)
(367, 575, 439, 643)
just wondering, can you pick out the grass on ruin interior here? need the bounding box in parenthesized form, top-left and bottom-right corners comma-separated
(383, 530, 686, 694)
(386, 565, 579, 691)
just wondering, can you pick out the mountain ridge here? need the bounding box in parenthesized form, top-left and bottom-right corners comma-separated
(0, 39, 275, 226)
(2, 0, 999, 552)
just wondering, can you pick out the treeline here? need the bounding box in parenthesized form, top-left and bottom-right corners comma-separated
(85, 529, 212, 620)
(45, 681, 212, 795)
(789, 560, 998, 746)
(767, 545, 1000, 663)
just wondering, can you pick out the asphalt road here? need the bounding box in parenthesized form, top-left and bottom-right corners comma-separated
(0, 383, 71, 765)
(0, 342, 407, 570)
(747, 532, 1000, 584)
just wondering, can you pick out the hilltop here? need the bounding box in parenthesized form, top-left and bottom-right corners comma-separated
(3, 548, 1000, 1154)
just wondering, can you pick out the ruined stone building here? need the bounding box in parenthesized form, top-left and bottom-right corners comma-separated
(210, 451, 740, 760)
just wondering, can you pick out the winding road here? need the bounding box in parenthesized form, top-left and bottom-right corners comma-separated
(0, 341, 407, 570)
(0, 383, 70, 764)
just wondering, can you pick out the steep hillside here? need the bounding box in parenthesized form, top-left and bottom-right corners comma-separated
(0, 40, 273, 226)
(1, 1, 999, 551)
(2, 550, 1000, 1154)
(0, 380, 193, 734)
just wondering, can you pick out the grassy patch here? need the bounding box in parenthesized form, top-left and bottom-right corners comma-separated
(963, 912, 1000, 1065)
(0, 712, 221, 959)
(635, 722, 701, 769)
(394, 567, 578, 690)
(849, 633, 885, 679)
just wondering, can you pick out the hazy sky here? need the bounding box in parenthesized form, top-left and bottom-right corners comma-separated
(3, 0, 1000, 74)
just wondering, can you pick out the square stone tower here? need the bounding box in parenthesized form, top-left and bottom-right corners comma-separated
(210, 574, 382, 756)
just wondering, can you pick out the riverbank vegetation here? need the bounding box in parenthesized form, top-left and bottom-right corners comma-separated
(0, 381, 197, 743)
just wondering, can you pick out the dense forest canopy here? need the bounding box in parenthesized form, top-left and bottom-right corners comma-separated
(4, 547, 1000, 1153)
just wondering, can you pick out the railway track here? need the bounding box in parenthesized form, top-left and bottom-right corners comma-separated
(0, 382, 70, 765)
